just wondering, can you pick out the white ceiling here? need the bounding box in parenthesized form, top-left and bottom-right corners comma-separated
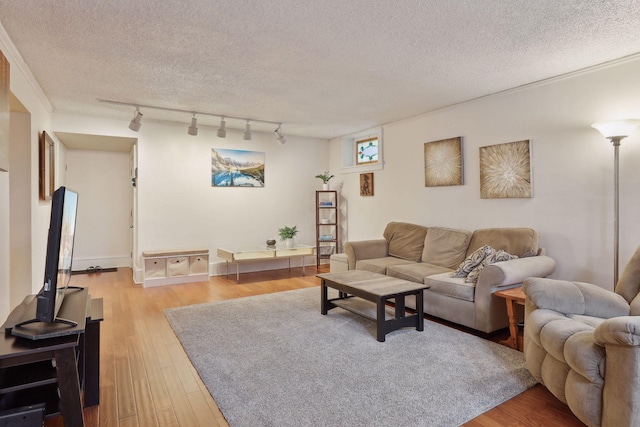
(1, 0, 640, 140)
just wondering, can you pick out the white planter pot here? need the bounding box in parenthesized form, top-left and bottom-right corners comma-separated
(285, 238, 295, 248)
(322, 183, 329, 190)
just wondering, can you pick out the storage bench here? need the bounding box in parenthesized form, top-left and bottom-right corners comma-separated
(142, 249, 209, 287)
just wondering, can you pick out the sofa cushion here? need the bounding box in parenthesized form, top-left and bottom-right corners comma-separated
(452, 245, 495, 278)
(387, 263, 452, 284)
(383, 222, 429, 262)
(355, 257, 415, 275)
(421, 226, 472, 269)
(467, 228, 539, 258)
(425, 272, 476, 302)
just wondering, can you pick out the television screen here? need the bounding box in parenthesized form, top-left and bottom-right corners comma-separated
(35, 186, 79, 323)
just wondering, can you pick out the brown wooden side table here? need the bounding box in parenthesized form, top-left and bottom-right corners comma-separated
(494, 286, 525, 351)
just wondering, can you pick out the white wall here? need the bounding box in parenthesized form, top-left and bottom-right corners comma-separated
(65, 149, 132, 270)
(330, 57, 640, 290)
(0, 171, 8, 320)
(1, 30, 55, 320)
(136, 122, 328, 281)
(52, 113, 330, 282)
(9, 111, 31, 308)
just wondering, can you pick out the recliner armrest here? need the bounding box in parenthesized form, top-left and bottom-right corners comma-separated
(595, 316, 640, 346)
(524, 277, 630, 318)
(344, 239, 389, 270)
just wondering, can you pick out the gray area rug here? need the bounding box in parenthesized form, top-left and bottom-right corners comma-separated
(165, 287, 536, 427)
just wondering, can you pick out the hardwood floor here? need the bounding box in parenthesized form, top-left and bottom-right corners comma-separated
(45, 266, 585, 427)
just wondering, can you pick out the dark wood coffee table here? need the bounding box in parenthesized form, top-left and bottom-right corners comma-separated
(317, 270, 429, 342)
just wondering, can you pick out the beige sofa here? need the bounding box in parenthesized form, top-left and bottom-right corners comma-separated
(344, 222, 556, 333)
(523, 246, 640, 427)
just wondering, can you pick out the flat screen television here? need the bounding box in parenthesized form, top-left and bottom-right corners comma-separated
(15, 186, 80, 328)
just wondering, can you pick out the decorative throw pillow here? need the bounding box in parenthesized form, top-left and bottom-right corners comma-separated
(465, 250, 519, 283)
(452, 245, 495, 278)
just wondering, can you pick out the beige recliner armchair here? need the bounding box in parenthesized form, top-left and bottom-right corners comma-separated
(523, 247, 640, 427)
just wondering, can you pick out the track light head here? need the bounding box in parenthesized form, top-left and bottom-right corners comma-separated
(217, 118, 227, 138)
(188, 114, 198, 136)
(129, 109, 143, 132)
(275, 126, 286, 145)
(243, 120, 252, 141)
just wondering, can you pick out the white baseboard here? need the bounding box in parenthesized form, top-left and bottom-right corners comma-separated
(73, 256, 131, 271)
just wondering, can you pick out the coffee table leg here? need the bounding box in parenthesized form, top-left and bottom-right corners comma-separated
(395, 295, 405, 319)
(321, 280, 328, 315)
(377, 298, 386, 342)
(416, 290, 424, 332)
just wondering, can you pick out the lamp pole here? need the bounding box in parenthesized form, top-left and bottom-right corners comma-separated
(611, 137, 621, 285)
(591, 119, 640, 287)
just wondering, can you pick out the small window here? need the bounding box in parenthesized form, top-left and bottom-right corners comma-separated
(340, 126, 383, 174)
(355, 137, 379, 165)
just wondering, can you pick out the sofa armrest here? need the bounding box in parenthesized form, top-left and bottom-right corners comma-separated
(476, 255, 556, 293)
(523, 277, 630, 318)
(594, 316, 640, 346)
(471, 256, 556, 332)
(344, 239, 389, 270)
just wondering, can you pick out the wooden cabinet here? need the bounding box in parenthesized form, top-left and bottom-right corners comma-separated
(316, 191, 338, 267)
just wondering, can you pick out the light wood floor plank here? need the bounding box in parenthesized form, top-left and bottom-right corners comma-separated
(133, 378, 159, 427)
(127, 336, 147, 381)
(98, 384, 118, 427)
(115, 355, 137, 419)
(187, 391, 221, 427)
(142, 350, 173, 409)
(165, 342, 201, 394)
(161, 365, 200, 427)
(155, 404, 179, 427)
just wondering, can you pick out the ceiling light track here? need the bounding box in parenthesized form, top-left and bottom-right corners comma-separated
(97, 98, 285, 142)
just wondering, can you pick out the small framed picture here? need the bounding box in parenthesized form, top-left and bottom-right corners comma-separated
(360, 173, 374, 196)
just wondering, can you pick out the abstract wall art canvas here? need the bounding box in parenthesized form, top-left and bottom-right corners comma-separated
(211, 148, 265, 187)
(424, 137, 463, 187)
(479, 140, 531, 199)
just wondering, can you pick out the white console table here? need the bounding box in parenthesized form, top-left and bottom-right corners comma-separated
(217, 244, 315, 281)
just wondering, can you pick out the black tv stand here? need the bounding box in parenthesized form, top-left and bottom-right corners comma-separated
(1, 291, 103, 427)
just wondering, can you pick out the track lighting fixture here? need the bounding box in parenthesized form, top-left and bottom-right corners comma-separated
(275, 126, 286, 145)
(188, 114, 198, 136)
(243, 120, 252, 141)
(129, 108, 143, 132)
(99, 99, 285, 143)
(217, 118, 227, 138)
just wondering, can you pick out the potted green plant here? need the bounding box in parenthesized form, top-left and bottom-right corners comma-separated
(278, 225, 298, 248)
(315, 171, 335, 190)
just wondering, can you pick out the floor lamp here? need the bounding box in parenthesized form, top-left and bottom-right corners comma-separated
(591, 119, 640, 285)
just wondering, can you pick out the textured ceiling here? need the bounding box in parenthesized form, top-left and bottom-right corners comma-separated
(1, 0, 640, 139)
